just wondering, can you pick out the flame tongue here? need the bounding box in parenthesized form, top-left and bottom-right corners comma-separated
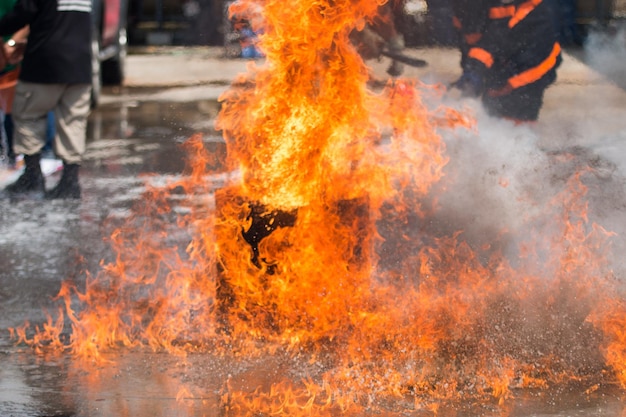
(218, 0, 400, 210)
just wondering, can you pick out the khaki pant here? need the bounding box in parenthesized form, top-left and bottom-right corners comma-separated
(11, 81, 91, 164)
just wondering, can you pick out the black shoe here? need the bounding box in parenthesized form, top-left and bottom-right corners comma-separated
(45, 162, 81, 200)
(5, 153, 45, 196)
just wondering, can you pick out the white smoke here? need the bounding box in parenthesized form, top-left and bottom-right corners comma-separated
(584, 23, 626, 89)
(430, 98, 556, 262)
(425, 28, 626, 276)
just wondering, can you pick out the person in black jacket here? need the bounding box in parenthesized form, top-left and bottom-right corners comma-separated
(0, 0, 92, 199)
(450, 0, 562, 123)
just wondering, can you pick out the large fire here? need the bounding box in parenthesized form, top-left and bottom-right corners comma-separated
(9, 0, 626, 415)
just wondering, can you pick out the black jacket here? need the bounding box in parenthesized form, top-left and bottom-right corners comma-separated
(453, 0, 561, 93)
(0, 0, 92, 84)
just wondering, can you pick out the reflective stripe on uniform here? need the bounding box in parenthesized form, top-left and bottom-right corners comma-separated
(489, 5, 515, 19)
(468, 47, 494, 68)
(489, 0, 542, 27)
(464, 33, 482, 45)
(57, 0, 92, 13)
(509, 0, 542, 27)
(508, 42, 561, 89)
(452, 16, 462, 29)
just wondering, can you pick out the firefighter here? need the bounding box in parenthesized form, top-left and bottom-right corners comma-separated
(450, 0, 562, 122)
(351, 3, 406, 77)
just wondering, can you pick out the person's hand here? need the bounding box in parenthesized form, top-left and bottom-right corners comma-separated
(450, 71, 484, 97)
(487, 83, 513, 97)
(4, 39, 26, 65)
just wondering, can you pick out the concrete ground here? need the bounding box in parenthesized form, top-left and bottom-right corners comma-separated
(120, 41, 626, 150)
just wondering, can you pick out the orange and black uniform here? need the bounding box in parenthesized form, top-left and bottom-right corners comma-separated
(451, 0, 562, 122)
(451, 0, 489, 70)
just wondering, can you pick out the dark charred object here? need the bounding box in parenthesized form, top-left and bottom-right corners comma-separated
(214, 187, 370, 333)
(241, 202, 297, 270)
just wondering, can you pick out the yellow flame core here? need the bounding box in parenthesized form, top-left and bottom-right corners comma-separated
(218, 0, 446, 210)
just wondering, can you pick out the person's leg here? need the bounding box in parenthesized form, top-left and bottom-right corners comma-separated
(5, 113, 15, 165)
(12, 82, 61, 156)
(46, 83, 91, 199)
(5, 82, 63, 195)
(0, 111, 5, 160)
(0, 70, 19, 166)
(371, 3, 405, 76)
(41, 111, 56, 158)
(483, 83, 545, 123)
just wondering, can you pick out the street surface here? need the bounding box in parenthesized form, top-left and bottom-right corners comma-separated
(1, 33, 626, 415)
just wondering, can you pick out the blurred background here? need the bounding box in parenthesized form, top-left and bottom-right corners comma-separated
(126, 0, 626, 49)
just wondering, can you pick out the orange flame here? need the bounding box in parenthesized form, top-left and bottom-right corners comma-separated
(8, 0, 626, 414)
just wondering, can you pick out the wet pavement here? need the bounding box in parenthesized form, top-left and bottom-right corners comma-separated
(0, 97, 228, 416)
(1, 35, 626, 416)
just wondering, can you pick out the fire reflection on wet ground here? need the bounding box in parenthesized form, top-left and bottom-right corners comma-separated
(1, 349, 626, 416)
